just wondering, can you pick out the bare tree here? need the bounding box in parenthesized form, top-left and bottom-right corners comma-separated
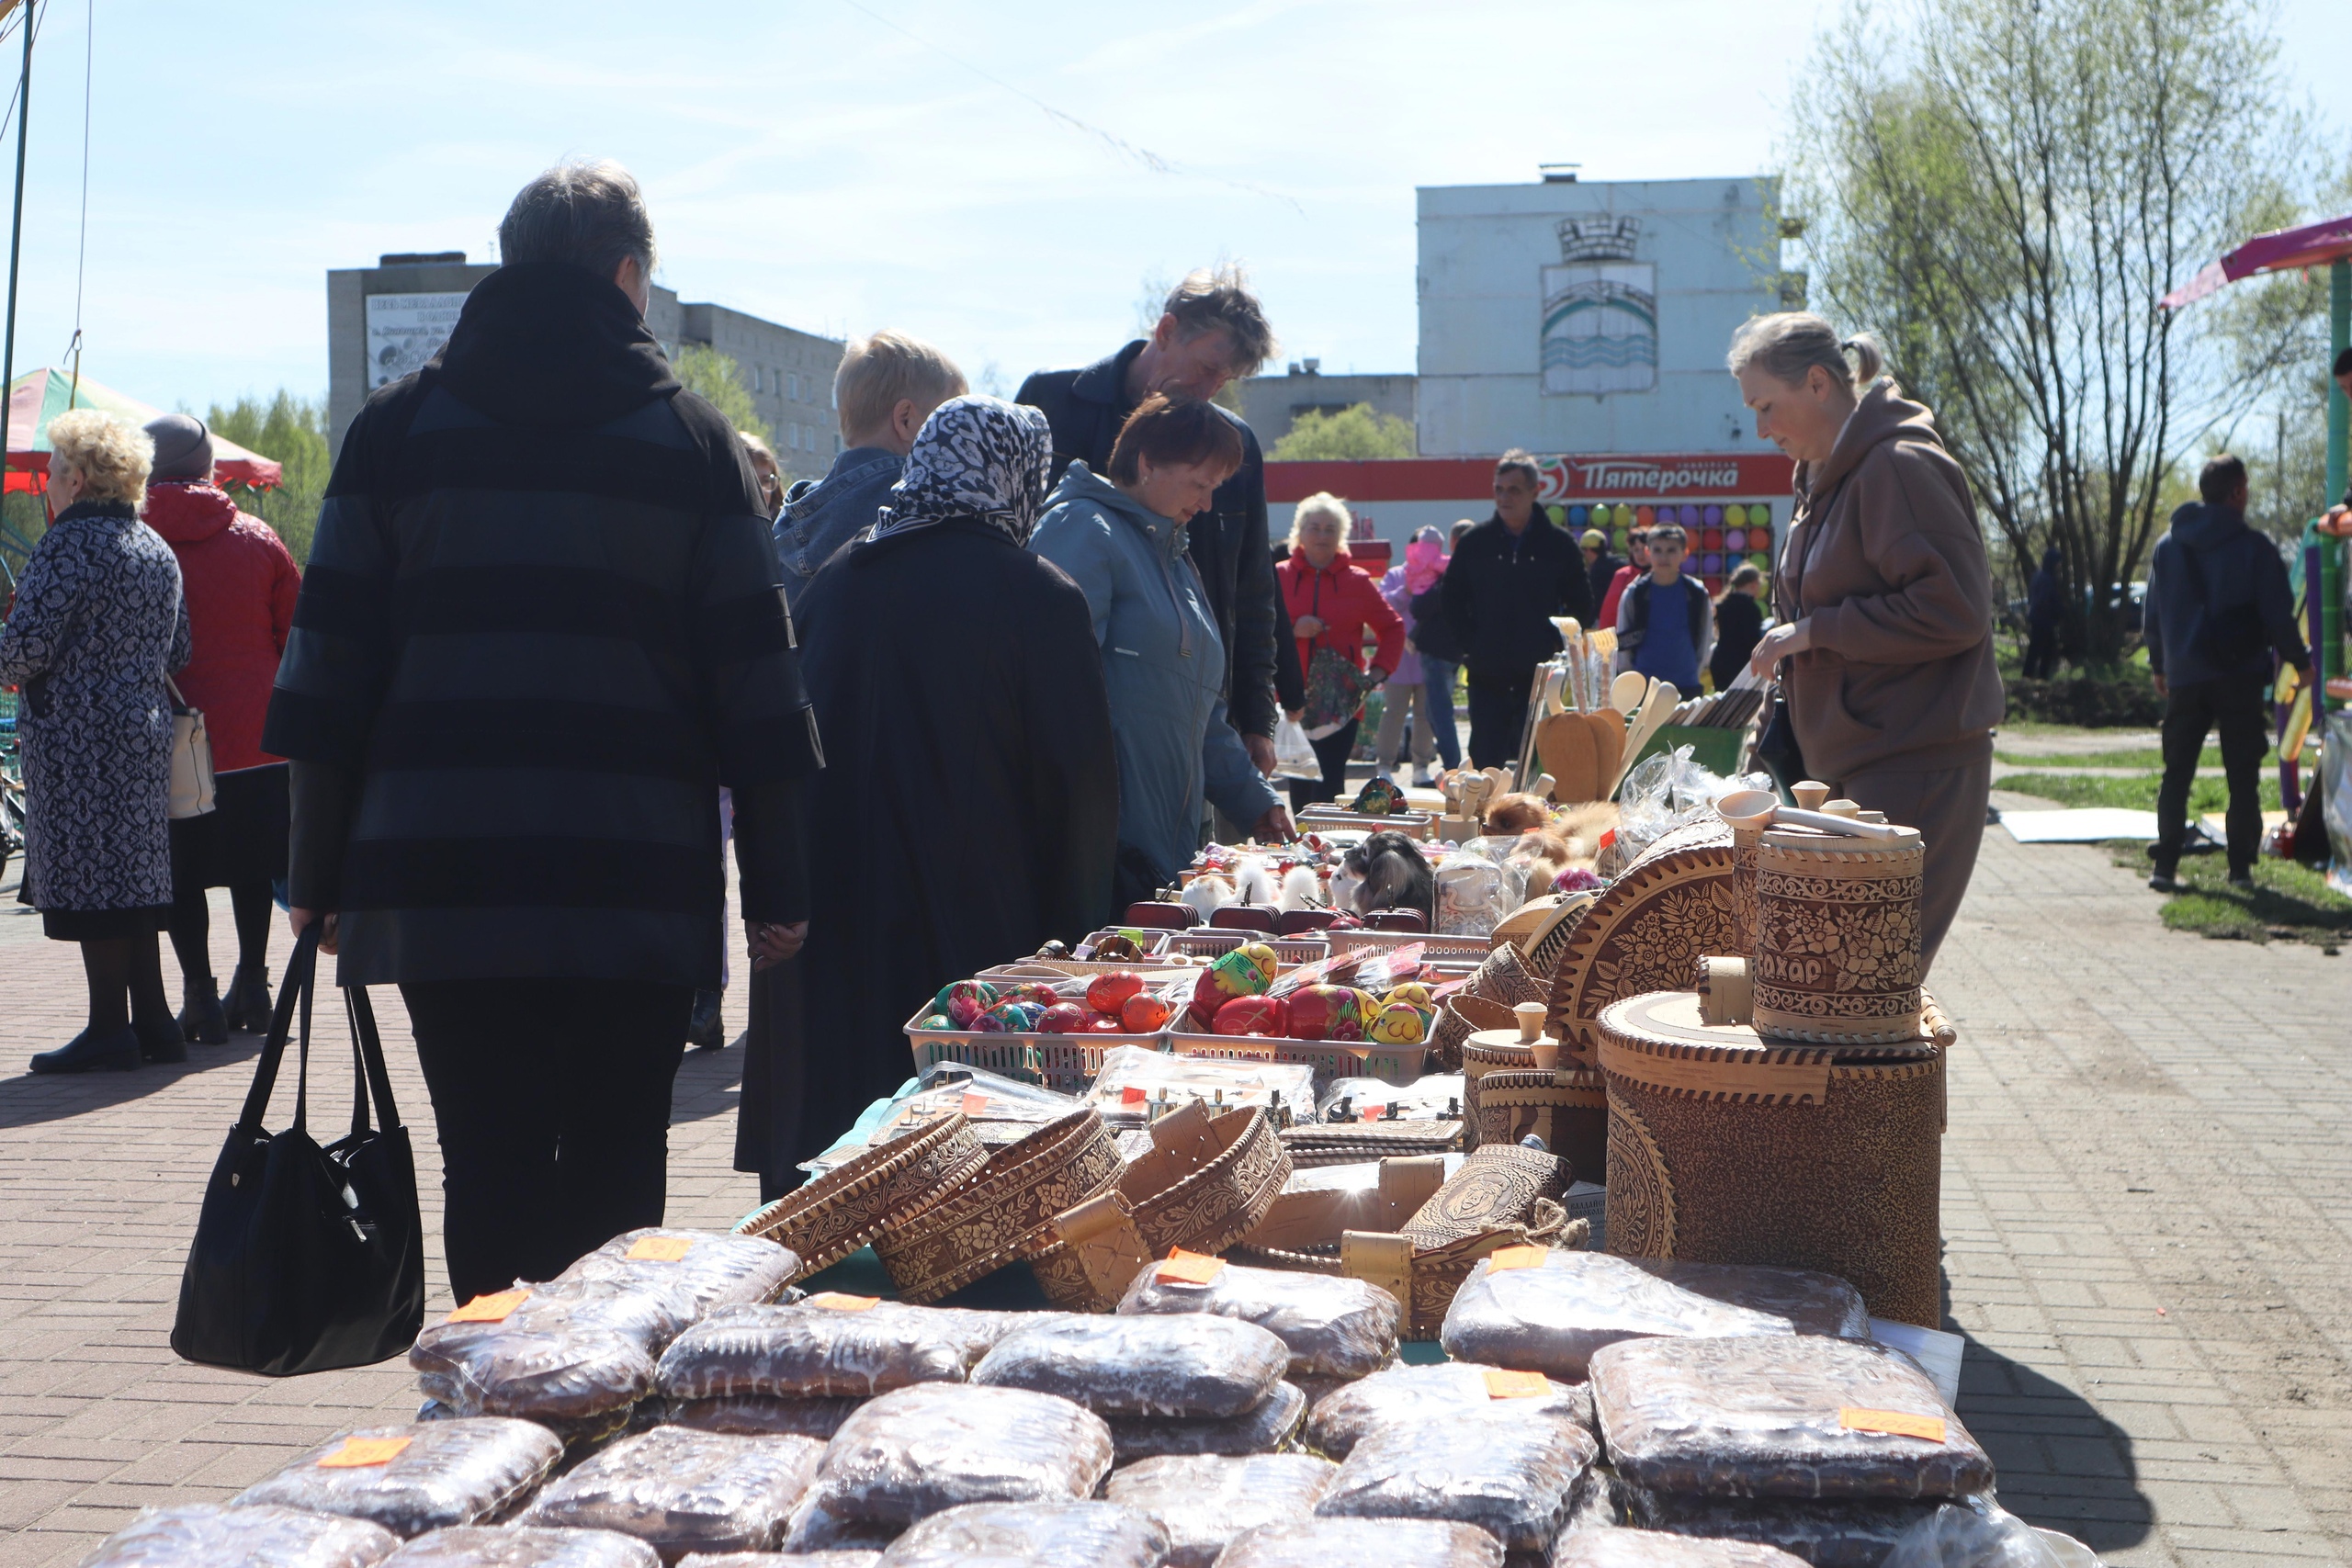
(1788, 0, 2307, 665)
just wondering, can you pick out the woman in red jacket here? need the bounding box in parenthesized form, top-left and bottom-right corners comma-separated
(140, 415, 300, 1043)
(1275, 492, 1403, 808)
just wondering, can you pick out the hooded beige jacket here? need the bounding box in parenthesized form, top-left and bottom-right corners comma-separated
(1774, 379, 2005, 780)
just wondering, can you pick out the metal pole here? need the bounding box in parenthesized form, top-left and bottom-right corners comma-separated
(0, 4, 30, 502)
(2325, 258, 2350, 710)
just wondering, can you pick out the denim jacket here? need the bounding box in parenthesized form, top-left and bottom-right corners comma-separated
(775, 446, 903, 608)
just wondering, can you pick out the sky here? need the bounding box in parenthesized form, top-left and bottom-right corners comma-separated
(0, 0, 2346, 417)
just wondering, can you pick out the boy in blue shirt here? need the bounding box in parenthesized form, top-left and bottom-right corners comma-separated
(1614, 524, 1713, 698)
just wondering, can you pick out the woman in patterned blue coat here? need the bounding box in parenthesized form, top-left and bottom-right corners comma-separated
(0, 411, 191, 1072)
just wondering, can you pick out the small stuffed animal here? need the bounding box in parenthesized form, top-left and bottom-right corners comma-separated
(1180, 874, 1238, 922)
(1277, 864, 1324, 913)
(1342, 830, 1436, 922)
(1484, 792, 1554, 835)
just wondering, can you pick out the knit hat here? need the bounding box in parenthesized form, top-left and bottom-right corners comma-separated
(1579, 528, 1605, 548)
(144, 413, 213, 481)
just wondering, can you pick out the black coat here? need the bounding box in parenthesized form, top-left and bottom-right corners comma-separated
(1587, 550, 1623, 613)
(1439, 513, 1596, 686)
(267, 261, 819, 987)
(785, 516, 1120, 1165)
(1710, 589, 1764, 691)
(1408, 578, 1465, 664)
(1017, 344, 1289, 732)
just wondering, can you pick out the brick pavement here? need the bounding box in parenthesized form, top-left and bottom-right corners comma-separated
(1, 824, 2348, 1565)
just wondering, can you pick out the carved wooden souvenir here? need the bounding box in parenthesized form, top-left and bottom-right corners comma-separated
(873, 1110, 1124, 1303)
(734, 1111, 989, 1281)
(1545, 822, 1740, 1065)
(1598, 989, 1951, 1326)
(1750, 824, 1926, 1045)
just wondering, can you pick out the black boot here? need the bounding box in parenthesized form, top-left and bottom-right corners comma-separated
(136, 1015, 188, 1065)
(223, 964, 275, 1033)
(30, 1026, 141, 1074)
(177, 976, 230, 1044)
(688, 988, 724, 1051)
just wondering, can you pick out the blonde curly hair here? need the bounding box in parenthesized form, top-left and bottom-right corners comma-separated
(48, 410, 155, 509)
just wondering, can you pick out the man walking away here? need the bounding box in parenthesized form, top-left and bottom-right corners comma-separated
(1019, 268, 1288, 775)
(2142, 454, 2310, 893)
(776, 331, 967, 607)
(2022, 547, 2063, 679)
(1441, 450, 1595, 768)
(266, 160, 822, 1304)
(1614, 523, 1712, 698)
(1581, 527, 1621, 616)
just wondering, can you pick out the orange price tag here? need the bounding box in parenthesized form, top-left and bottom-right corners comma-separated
(1157, 1248, 1226, 1285)
(1484, 1369, 1551, 1400)
(1486, 1245, 1548, 1272)
(1839, 1407, 1948, 1443)
(625, 1235, 695, 1262)
(961, 1091, 990, 1116)
(444, 1289, 528, 1324)
(1122, 1086, 1148, 1104)
(318, 1436, 412, 1468)
(808, 1292, 881, 1312)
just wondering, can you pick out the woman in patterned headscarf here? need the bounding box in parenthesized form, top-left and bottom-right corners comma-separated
(741, 396, 1119, 1195)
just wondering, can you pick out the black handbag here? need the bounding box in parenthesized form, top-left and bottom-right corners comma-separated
(1755, 680, 1811, 794)
(171, 926, 425, 1375)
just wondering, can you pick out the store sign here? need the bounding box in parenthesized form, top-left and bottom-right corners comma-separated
(365, 292, 469, 391)
(1540, 216, 1657, 397)
(1539, 455, 1756, 501)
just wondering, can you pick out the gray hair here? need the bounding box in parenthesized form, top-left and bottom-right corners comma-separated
(1161, 265, 1277, 378)
(1287, 491, 1352, 553)
(498, 159, 657, 282)
(1726, 311, 1885, 391)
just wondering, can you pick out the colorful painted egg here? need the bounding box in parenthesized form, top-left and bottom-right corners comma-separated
(1038, 1003, 1093, 1033)
(986, 1001, 1044, 1032)
(919, 1013, 953, 1031)
(1287, 984, 1362, 1043)
(1366, 1001, 1428, 1045)
(1215, 995, 1291, 1037)
(1088, 972, 1145, 1014)
(1209, 942, 1279, 999)
(935, 980, 1000, 1029)
(967, 1010, 1007, 1034)
(1383, 983, 1433, 1010)
(1121, 994, 1173, 1032)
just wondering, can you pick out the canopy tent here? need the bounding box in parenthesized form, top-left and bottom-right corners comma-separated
(3, 367, 282, 492)
(2160, 212, 2352, 310)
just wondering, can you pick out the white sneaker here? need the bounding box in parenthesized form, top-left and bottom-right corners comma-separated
(1412, 769, 1437, 787)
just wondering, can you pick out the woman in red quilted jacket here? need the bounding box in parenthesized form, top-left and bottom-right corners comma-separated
(1274, 492, 1403, 808)
(140, 415, 300, 1043)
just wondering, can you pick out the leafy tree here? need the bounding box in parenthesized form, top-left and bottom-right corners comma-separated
(1789, 0, 2316, 665)
(673, 345, 770, 445)
(209, 391, 333, 564)
(1270, 402, 1417, 461)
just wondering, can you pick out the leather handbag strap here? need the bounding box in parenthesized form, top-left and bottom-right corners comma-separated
(342, 987, 404, 1139)
(238, 925, 320, 1134)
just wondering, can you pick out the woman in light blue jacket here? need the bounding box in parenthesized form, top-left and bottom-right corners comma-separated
(1031, 395, 1292, 907)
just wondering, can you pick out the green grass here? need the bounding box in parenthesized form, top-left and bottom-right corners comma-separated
(1994, 747, 2187, 769)
(1999, 770, 2282, 815)
(2103, 840, 2352, 950)
(1991, 718, 2108, 739)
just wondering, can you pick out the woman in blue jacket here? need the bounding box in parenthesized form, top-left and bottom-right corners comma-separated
(1032, 395, 1292, 908)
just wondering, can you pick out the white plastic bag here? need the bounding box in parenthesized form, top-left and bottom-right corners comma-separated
(1273, 716, 1321, 781)
(1880, 1499, 2101, 1566)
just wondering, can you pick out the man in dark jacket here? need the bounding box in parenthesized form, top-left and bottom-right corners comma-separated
(266, 161, 821, 1302)
(2143, 454, 2310, 892)
(1581, 527, 1622, 613)
(1441, 451, 1595, 767)
(2023, 546, 2063, 678)
(1017, 267, 1291, 769)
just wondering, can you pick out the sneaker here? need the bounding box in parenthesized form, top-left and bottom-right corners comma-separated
(176, 976, 229, 1044)
(30, 1026, 141, 1074)
(2147, 870, 2182, 894)
(1412, 769, 1438, 788)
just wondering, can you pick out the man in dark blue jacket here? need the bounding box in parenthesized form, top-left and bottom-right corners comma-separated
(2142, 454, 2310, 891)
(1017, 268, 1293, 776)
(1441, 451, 1595, 768)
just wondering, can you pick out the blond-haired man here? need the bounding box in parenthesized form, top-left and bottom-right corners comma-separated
(775, 329, 967, 606)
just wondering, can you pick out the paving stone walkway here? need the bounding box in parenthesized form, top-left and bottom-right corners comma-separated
(1, 824, 2347, 1565)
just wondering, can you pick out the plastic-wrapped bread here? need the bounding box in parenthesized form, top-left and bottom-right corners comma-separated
(232, 1418, 563, 1537)
(778, 1497, 901, 1554)
(556, 1230, 799, 1320)
(379, 1527, 662, 1567)
(872, 1501, 1170, 1566)
(665, 1393, 865, 1441)
(1589, 1336, 1993, 1499)
(1553, 1529, 1812, 1566)
(1103, 1453, 1337, 1568)
(970, 1314, 1288, 1418)
(1116, 1258, 1399, 1381)
(79, 1504, 400, 1568)
(411, 1282, 692, 1424)
(1440, 1250, 1869, 1381)
(1303, 1360, 1591, 1459)
(1315, 1404, 1597, 1553)
(1212, 1517, 1503, 1568)
(519, 1427, 825, 1558)
(796, 1382, 1114, 1531)
(653, 1302, 1012, 1401)
(1618, 1486, 1942, 1568)
(680, 1556, 878, 1568)
(1102, 1380, 1306, 1462)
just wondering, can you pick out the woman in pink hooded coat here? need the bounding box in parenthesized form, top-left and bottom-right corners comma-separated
(1372, 525, 1460, 784)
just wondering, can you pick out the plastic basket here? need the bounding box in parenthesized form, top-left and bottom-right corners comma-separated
(1168, 1031, 1429, 1088)
(1296, 806, 1435, 840)
(1324, 930, 1490, 963)
(1165, 929, 1330, 965)
(904, 1004, 1169, 1093)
